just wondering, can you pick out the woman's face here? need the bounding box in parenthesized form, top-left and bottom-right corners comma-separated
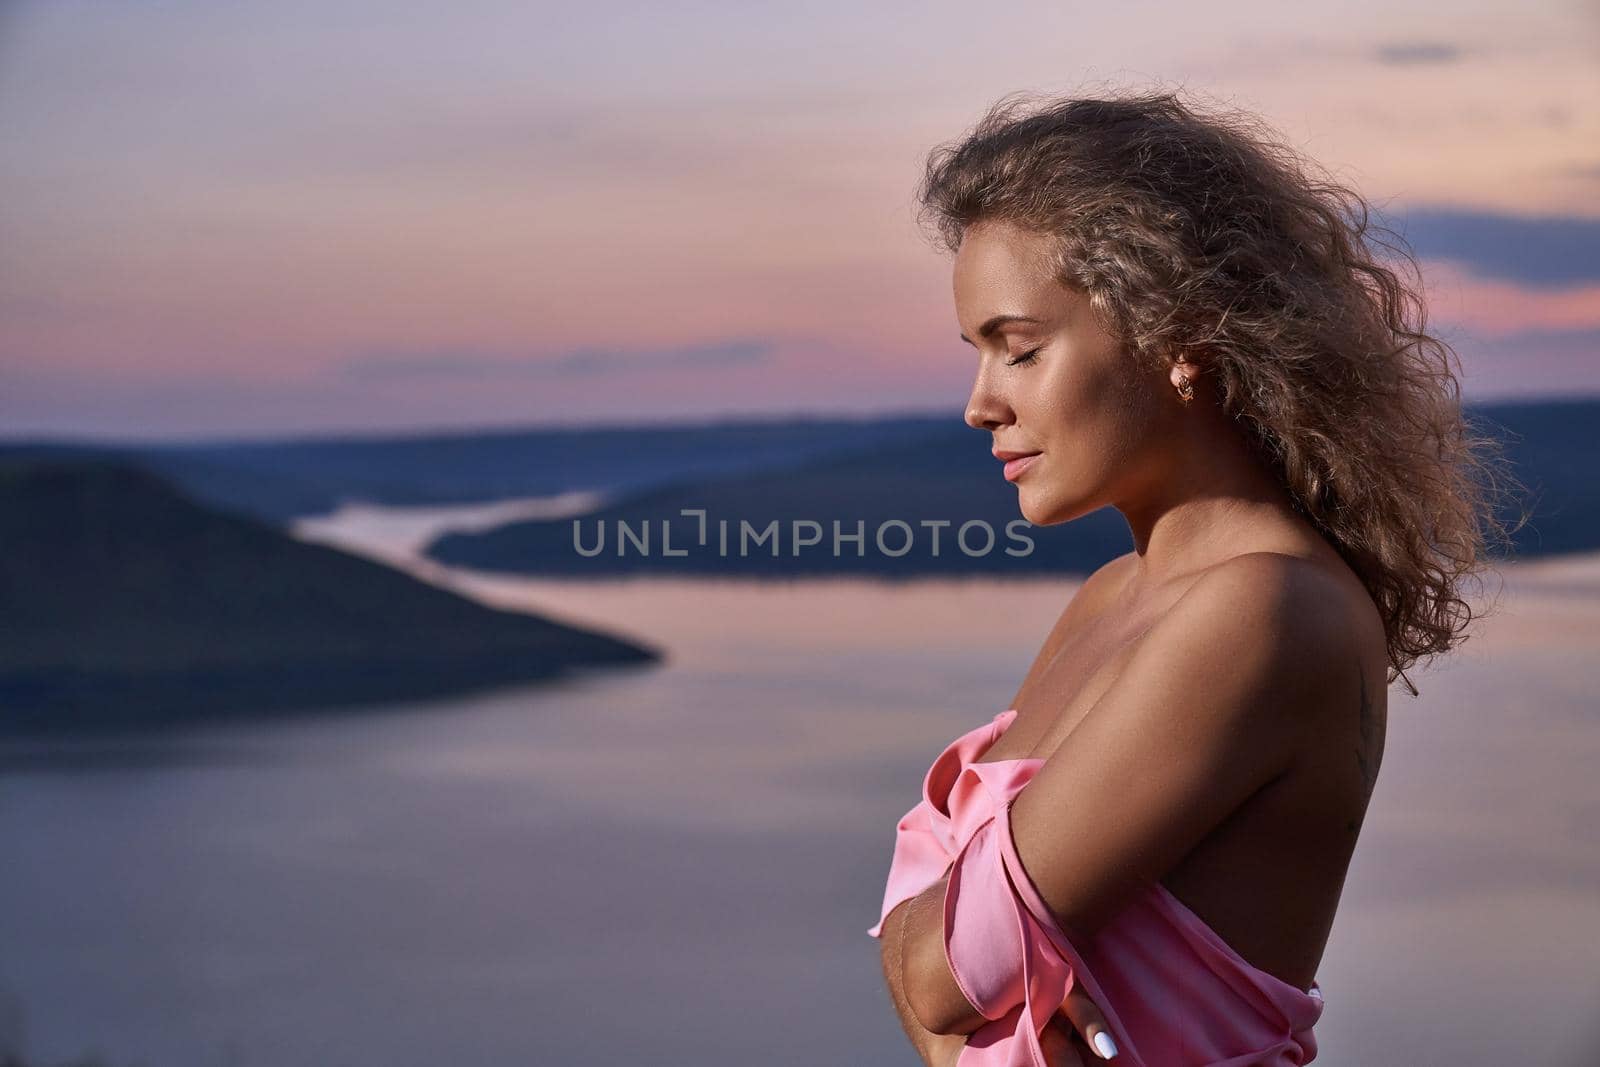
(954, 218, 1171, 526)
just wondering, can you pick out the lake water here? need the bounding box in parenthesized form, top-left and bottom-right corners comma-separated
(3, 515, 1598, 1066)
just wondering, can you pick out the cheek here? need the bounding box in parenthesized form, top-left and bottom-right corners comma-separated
(1051, 332, 1123, 393)
(1030, 357, 1123, 443)
(1026, 370, 1155, 492)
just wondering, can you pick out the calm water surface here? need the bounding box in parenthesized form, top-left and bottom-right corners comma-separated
(3, 533, 1598, 1065)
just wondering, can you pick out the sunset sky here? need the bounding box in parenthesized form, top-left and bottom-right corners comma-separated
(2, 1, 1597, 441)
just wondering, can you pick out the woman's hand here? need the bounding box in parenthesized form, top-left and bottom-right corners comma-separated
(928, 981, 1120, 1066)
(1041, 1016, 1090, 1066)
(1052, 978, 1119, 1061)
(925, 1028, 1093, 1067)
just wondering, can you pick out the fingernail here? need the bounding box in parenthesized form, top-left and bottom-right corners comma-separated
(1093, 1030, 1119, 1059)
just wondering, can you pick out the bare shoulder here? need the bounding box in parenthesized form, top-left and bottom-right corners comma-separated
(1171, 556, 1382, 662)
(1189, 548, 1373, 623)
(1164, 550, 1387, 742)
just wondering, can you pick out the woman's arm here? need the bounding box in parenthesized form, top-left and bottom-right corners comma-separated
(880, 894, 971, 1066)
(891, 875, 1102, 1065)
(901, 554, 1354, 1035)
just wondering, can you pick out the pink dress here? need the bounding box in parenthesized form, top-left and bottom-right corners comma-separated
(867, 709, 1325, 1066)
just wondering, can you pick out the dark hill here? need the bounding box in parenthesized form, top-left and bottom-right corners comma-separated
(0, 458, 660, 736)
(422, 399, 1583, 577)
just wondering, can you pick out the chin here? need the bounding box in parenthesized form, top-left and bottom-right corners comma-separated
(1017, 489, 1081, 527)
(1017, 496, 1063, 527)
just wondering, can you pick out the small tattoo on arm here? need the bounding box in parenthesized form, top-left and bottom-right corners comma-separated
(1353, 666, 1380, 800)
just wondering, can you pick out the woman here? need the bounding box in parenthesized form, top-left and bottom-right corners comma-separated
(867, 89, 1520, 1065)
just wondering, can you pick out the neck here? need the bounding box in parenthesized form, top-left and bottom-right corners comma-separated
(1113, 403, 1305, 591)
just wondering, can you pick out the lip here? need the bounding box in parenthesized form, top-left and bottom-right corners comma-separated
(993, 449, 1042, 482)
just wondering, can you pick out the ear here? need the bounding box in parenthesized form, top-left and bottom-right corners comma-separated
(1169, 357, 1205, 391)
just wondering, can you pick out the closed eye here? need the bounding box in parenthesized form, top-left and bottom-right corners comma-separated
(1006, 348, 1042, 367)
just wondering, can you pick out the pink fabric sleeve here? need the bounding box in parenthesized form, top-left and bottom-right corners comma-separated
(939, 800, 1084, 1067)
(866, 801, 952, 938)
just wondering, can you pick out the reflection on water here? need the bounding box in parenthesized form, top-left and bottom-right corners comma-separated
(2, 548, 1598, 1066)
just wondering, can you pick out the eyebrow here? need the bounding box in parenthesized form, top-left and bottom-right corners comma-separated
(959, 314, 1045, 346)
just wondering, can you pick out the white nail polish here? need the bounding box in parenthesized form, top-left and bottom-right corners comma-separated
(1093, 1030, 1119, 1059)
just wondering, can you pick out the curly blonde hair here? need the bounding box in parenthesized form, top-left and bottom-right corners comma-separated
(917, 87, 1529, 695)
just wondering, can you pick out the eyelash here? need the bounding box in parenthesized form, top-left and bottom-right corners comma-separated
(1006, 348, 1042, 367)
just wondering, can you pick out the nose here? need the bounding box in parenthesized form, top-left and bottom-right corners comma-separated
(964, 369, 1011, 432)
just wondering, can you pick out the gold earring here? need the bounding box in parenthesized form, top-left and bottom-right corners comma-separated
(1175, 373, 1195, 405)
